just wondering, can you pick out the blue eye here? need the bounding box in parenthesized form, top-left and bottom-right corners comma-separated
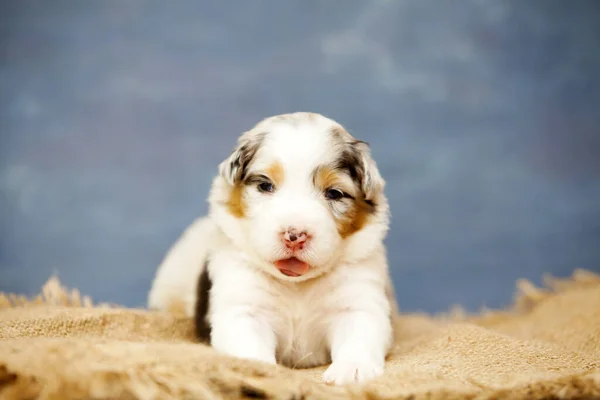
(258, 181, 274, 193)
(325, 188, 344, 200)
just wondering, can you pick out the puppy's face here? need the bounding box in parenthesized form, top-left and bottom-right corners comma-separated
(209, 112, 389, 281)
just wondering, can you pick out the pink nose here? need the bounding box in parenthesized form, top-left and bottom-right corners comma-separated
(282, 229, 309, 250)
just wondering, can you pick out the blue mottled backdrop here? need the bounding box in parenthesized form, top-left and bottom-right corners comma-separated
(1, 1, 599, 313)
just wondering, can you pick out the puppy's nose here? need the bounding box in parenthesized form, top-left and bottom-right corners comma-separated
(282, 229, 309, 249)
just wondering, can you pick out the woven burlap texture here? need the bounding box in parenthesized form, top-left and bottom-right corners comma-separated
(0, 269, 599, 400)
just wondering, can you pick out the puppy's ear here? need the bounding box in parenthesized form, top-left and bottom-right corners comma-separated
(350, 140, 385, 201)
(218, 132, 264, 186)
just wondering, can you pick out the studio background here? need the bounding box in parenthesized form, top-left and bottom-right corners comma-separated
(1, 1, 599, 313)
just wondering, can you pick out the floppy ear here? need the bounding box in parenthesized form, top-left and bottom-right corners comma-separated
(218, 132, 265, 186)
(351, 140, 385, 201)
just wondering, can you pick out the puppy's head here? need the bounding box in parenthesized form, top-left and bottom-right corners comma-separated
(208, 112, 389, 281)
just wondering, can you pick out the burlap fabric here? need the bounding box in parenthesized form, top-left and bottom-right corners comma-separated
(0, 270, 599, 400)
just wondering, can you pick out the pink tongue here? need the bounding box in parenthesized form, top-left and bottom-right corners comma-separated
(274, 258, 310, 277)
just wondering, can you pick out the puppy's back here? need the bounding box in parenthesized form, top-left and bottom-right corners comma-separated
(148, 217, 221, 316)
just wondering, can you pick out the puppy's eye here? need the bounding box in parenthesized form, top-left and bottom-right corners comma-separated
(257, 181, 274, 193)
(325, 188, 344, 201)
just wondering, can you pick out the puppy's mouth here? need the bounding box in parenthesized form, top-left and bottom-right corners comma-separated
(274, 257, 310, 277)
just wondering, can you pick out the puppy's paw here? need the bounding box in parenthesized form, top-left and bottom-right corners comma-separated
(322, 359, 384, 386)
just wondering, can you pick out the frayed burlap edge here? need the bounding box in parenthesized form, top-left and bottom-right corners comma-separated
(0, 276, 118, 310)
(4, 269, 598, 317)
(438, 268, 600, 324)
(1, 269, 599, 400)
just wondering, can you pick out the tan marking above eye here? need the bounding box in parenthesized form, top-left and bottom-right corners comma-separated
(266, 161, 285, 187)
(225, 161, 283, 218)
(313, 166, 345, 193)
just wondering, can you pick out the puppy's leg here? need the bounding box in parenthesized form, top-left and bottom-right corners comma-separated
(211, 310, 277, 364)
(323, 293, 392, 385)
(208, 250, 278, 365)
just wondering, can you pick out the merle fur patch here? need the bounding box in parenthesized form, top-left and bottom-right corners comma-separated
(194, 258, 212, 342)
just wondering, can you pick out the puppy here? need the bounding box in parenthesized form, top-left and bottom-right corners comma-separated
(148, 112, 397, 385)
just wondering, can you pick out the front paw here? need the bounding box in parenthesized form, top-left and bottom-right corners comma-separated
(322, 359, 384, 386)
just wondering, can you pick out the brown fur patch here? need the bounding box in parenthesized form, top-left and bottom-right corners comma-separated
(266, 161, 285, 186)
(336, 196, 373, 238)
(226, 184, 245, 218)
(313, 166, 374, 238)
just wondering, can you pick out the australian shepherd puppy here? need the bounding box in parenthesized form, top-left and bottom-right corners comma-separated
(148, 112, 397, 385)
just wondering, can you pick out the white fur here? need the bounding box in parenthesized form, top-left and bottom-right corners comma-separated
(148, 112, 396, 385)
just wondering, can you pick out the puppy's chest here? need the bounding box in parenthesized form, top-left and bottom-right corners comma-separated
(265, 284, 335, 367)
